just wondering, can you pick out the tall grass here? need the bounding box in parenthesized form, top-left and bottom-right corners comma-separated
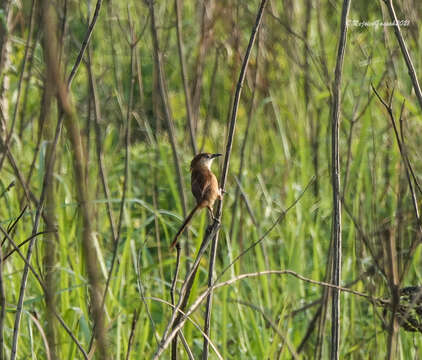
(0, 0, 421, 359)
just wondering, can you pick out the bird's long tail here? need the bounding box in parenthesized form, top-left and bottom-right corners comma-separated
(169, 203, 201, 250)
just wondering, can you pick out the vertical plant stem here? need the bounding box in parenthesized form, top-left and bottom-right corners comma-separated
(315, 240, 333, 360)
(67, 0, 103, 88)
(106, 0, 122, 94)
(87, 33, 118, 252)
(155, 178, 312, 358)
(191, 0, 212, 129)
(0, 0, 12, 78)
(1, 225, 89, 359)
(371, 86, 422, 280)
(88, 41, 118, 291)
(385, 228, 399, 360)
(125, 309, 139, 360)
(154, 228, 216, 359)
(174, 0, 198, 155)
(200, 48, 220, 152)
(10, 100, 62, 360)
(170, 243, 181, 360)
(18, 29, 38, 138)
(10, 6, 64, 359)
(85, 14, 136, 354)
(0, 4, 12, 352)
(148, 0, 187, 219)
(148, 2, 189, 353)
(202, 1, 267, 358)
(42, 47, 60, 360)
(0, 0, 37, 174)
(26, 46, 47, 186)
(41, 1, 108, 358)
(154, 0, 267, 355)
(0, 0, 13, 141)
(103, 23, 135, 317)
(330, 1, 351, 359)
(228, 29, 261, 242)
(0, 213, 4, 360)
(383, 0, 422, 112)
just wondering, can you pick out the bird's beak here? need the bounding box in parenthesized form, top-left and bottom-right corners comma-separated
(211, 153, 222, 159)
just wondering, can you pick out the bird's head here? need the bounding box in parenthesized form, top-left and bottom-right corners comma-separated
(190, 152, 222, 171)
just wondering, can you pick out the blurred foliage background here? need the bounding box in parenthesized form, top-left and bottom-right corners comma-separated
(0, 0, 422, 358)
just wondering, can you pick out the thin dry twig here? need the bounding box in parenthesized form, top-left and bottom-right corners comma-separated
(149, 297, 223, 360)
(153, 269, 389, 357)
(135, 249, 160, 347)
(67, 0, 103, 88)
(26, 311, 52, 360)
(125, 309, 139, 360)
(0, 180, 14, 199)
(2, 230, 51, 262)
(174, 0, 198, 155)
(170, 243, 181, 359)
(294, 266, 376, 354)
(0, 204, 26, 248)
(229, 29, 261, 240)
(221, 177, 314, 279)
(382, 0, 422, 111)
(191, 0, 213, 128)
(399, 115, 422, 197)
(147, 0, 188, 221)
(199, 47, 220, 152)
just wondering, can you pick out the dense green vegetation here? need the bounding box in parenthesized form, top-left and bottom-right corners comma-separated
(1, 0, 422, 358)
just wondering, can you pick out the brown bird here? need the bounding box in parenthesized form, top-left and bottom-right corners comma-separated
(170, 152, 223, 249)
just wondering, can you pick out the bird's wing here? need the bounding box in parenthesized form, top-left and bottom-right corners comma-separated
(191, 171, 211, 203)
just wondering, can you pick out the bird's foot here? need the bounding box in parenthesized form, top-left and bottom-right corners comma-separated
(212, 215, 220, 224)
(218, 188, 227, 200)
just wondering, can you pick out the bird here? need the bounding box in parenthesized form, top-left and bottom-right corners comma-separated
(170, 152, 223, 249)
